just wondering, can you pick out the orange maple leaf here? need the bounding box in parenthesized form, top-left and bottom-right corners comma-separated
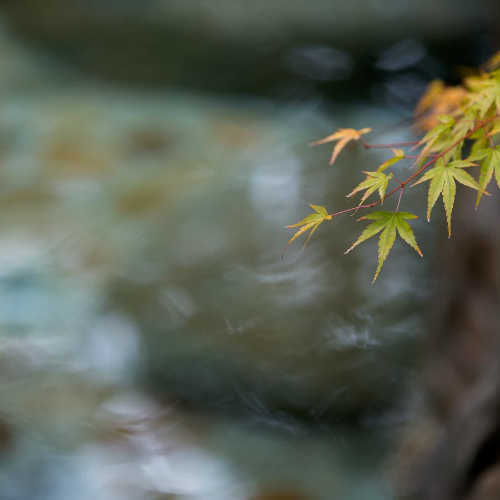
(310, 128, 371, 165)
(415, 81, 467, 131)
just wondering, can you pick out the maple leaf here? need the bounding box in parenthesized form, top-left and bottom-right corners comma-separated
(345, 211, 422, 283)
(470, 86, 498, 119)
(285, 204, 332, 252)
(488, 121, 500, 138)
(415, 80, 445, 116)
(411, 158, 486, 237)
(376, 148, 406, 171)
(465, 72, 500, 119)
(415, 115, 456, 162)
(310, 128, 371, 165)
(471, 146, 500, 207)
(415, 81, 467, 131)
(346, 170, 393, 208)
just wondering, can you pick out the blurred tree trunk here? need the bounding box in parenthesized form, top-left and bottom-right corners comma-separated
(397, 189, 500, 500)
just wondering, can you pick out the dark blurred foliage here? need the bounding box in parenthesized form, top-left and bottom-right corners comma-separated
(1, 0, 499, 104)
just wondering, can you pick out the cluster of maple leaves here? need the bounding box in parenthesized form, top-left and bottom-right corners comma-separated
(286, 51, 500, 283)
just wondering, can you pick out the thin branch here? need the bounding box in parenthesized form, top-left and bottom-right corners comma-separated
(395, 188, 404, 212)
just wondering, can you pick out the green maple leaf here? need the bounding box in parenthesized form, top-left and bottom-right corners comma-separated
(468, 80, 500, 118)
(376, 148, 406, 171)
(345, 149, 403, 208)
(345, 211, 422, 283)
(415, 117, 457, 165)
(285, 204, 332, 251)
(346, 170, 393, 207)
(451, 114, 475, 143)
(411, 158, 486, 237)
(473, 146, 500, 207)
(488, 121, 500, 137)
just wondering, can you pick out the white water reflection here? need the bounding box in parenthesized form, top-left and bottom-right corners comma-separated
(249, 156, 302, 222)
(323, 321, 380, 349)
(80, 314, 140, 384)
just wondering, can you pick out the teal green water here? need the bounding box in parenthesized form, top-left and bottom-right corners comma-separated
(0, 26, 432, 500)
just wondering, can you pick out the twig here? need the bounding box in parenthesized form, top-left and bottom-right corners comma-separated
(395, 188, 404, 212)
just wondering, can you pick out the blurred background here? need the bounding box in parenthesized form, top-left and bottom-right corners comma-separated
(0, 1, 498, 499)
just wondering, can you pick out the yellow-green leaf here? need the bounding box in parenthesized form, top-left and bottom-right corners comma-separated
(495, 158, 500, 189)
(476, 147, 500, 206)
(310, 204, 329, 216)
(412, 158, 486, 235)
(411, 158, 445, 221)
(416, 120, 455, 162)
(442, 170, 456, 238)
(374, 221, 397, 283)
(345, 211, 422, 283)
(344, 214, 390, 255)
(426, 170, 446, 222)
(488, 121, 500, 137)
(285, 204, 332, 251)
(377, 149, 405, 171)
(346, 170, 393, 206)
(286, 221, 317, 246)
(395, 217, 423, 257)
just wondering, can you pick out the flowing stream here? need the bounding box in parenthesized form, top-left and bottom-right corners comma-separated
(0, 22, 434, 500)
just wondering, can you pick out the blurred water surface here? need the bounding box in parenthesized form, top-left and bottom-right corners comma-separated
(0, 6, 479, 499)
